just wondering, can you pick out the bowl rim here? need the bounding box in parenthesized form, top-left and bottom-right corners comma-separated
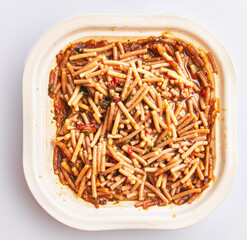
(22, 14, 237, 230)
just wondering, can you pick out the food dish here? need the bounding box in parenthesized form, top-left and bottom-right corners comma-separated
(49, 36, 218, 208)
(23, 15, 237, 230)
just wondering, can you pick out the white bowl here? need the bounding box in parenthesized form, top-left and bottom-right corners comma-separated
(22, 14, 237, 230)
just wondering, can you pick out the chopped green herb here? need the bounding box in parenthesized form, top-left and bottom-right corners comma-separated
(120, 139, 131, 146)
(109, 90, 115, 102)
(80, 85, 89, 94)
(154, 141, 162, 147)
(164, 134, 170, 140)
(81, 129, 94, 134)
(80, 86, 93, 98)
(127, 94, 134, 102)
(145, 147, 152, 154)
(97, 101, 111, 109)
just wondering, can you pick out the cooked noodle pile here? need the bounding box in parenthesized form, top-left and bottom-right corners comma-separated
(48, 35, 218, 208)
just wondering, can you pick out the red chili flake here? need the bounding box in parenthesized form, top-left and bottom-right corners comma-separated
(110, 77, 119, 88)
(76, 123, 96, 133)
(54, 103, 62, 111)
(113, 95, 120, 104)
(88, 125, 97, 133)
(76, 123, 84, 129)
(127, 148, 133, 155)
(90, 119, 97, 126)
(162, 74, 168, 79)
(201, 88, 206, 97)
(90, 119, 98, 129)
(184, 84, 190, 88)
(168, 59, 177, 66)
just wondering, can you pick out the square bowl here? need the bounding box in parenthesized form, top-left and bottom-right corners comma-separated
(23, 14, 237, 230)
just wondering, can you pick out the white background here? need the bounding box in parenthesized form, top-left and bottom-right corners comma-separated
(1, 0, 246, 239)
